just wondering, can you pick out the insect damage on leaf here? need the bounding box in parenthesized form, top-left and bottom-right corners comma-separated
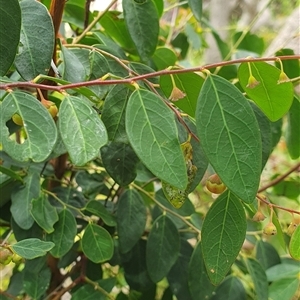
(162, 138, 197, 208)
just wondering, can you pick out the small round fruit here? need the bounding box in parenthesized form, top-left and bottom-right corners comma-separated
(263, 222, 277, 235)
(0, 248, 12, 265)
(252, 211, 266, 222)
(12, 113, 24, 126)
(41, 99, 58, 118)
(287, 222, 298, 236)
(11, 253, 23, 264)
(206, 174, 226, 194)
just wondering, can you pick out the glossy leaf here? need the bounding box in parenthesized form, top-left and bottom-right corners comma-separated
(286, 97, 300, 159)
(123, 0, 159, 61)
(126, 89, 187, 190)
(101, 84, 131, 143)
(160, 73, 204, 117)
(11, 172, 40, 229)
(31, 193, 58, 234)
(188, 0, 202, 22)
(81, 223, 114, 263)
(0, 0, 21, 76)
(211, 276, 246, 300)
(188, 242, 215, 300)
(289, 225, 300, 260)
(23, 268, 51, 299)
(101, 141, 139, 186)
(11, 238, 54, 259)
(238, 62, 294, 121)
(1, 92, 58, 162)
(196, 74, 261, 203)
(15, 0, 54, 80)
(117, 189, 147, 253)
(58, 95, 108, 166)
(269, 277, 299, 300)
(146, 215, 180, 282)
(47, 209, 77, 258)
(85, 200, 116, 227)
(167, 239, 194, 300)
(201, 191, 247, 285)
(255, 240, 281, 270)
(246, 258, 268, 300)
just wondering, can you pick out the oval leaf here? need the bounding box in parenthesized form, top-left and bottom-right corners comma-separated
(123, 0, 159, 61)
(201, 191, 247, 285)
(196, 74, 261, 203)
(289, 225, 300, 260)
(188, 0, 202, 22)
(117, 189, 147, 253)
(126, 89, 187, 190)
(81, 223, 114, 263)
(11, 238, 54, 259)
(15, 0, 54, 80)
(58, 95, 108, 166)
(1, 92, 58, 162)
(146, 215, 180, 282)
(0, 0, 21, 76)
(238, 62, 294, 121)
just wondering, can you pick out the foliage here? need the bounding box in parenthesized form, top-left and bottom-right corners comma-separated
(0, 0, 299, 299)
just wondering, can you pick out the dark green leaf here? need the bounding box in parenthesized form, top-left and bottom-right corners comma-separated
(1, 92, 58, 162)
(11, 238, 54, 259)
(211, 276, 246, 300)
(58, 95, 108, 166)
(276, 48, 300, 79)
(201, 191, 247, 285)
(23, 267, 51, 299)
(188, 0, 202, 22)
(15, 0, 54, 80)
(188, 242, 215, 300)
(117, 189, 147, 253)
(47, 209, 77, 257)
(85, 200, 116, 227)
(31, 193, 58, 233)
(0, 0, 21, 76)
(255, 240, 281, 270)
(286, 97, 300, 159)
(11, 172, 40, 229)
(238, 62, 294, 121)
(146, 215, 180, 282)
(82, 223, 114, 263)
(246, 258, 268, 300)
(273, 179, 300, 200)
(101, 141, 139, 186)
(152, 48, 177, 70)
(233, 31, 264, 55)
(167, 239, 193, 300)
(126, 89, 187, 190)
(0, 165, 24, 182)
(196, 74, 261, 203)
(123, 0, 159, 61)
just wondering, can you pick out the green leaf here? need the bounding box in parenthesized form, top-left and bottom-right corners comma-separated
(101, 141, 139, 186)
(0, 0, 21, 76)
(126, 89, 187, 190)
(269, 277, 300, 300)
(201, 191, 247, 285)
(146, 215, 180, 282)
(196, 74, 261, 203)
(58, 95, 108, 166)
(246, 258, 268, 300)
(1, 91, 58, 162)
(211, 276, 246, 300)
(188, 0, 202, 22)
(255, 240, 281, 270)
(289, 225, 300, 260)
(152, 48, 177, 70)
(11, 238, 54, 259)
(286, 97, 300, 159)
(15, 0, 54, 80)
(188, 242, 215, 300)
(266, 263, 300, 282)
(60, 44, 86, 82)
(123, 0, 159, 61)
(11, 172, 40, 229)
(233, 31, 264, 55)
(117, 189, 147, 253)
(23, 267, 51, 299)
(276, 49, 300, 79)
(47, 209, 77, 258)
(273, 179, 300, 200)
(85, 200, 116, 227)
(81, 223, 114, 263)
(31, 193, 58, 234)
(0, 165, 24, 182)
(160, 72, 204, 117)
(102, 84, 132, 143)
(167, 239, 194, 300)
(238, 62, 294, 121)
